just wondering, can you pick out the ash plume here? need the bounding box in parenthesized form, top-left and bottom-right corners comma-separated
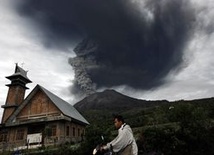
(15, 0, 195, 97)
(69, 38, 98, 96)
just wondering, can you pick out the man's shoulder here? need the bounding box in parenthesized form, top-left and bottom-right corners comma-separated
(121, 123, 131, 130)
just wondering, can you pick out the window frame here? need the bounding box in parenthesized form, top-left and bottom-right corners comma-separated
(16, 128, 25, 141)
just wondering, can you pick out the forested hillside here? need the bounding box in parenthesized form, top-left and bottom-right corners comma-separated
(74, 90, 214, 155)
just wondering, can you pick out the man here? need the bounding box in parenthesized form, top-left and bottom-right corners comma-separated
(101, 115, 138, 155)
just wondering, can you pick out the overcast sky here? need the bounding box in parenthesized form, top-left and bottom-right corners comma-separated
(0, 0, 214, 120)
(0, 0, 76, 120)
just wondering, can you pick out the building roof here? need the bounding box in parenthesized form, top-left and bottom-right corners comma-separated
(6, 85, 89, 125)
(6, 64, 32, 83)
(39, 85, 89, 125)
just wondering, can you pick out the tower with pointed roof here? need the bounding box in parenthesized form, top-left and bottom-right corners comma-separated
(1, 64, 32, 123)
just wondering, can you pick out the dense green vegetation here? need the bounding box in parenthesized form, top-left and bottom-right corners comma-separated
(79, 100, 214, 155)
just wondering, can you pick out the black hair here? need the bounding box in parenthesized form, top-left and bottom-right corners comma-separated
(113, 114, 124, 123)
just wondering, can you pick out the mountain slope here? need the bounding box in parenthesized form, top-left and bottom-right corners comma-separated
(74, 89, 169, 112)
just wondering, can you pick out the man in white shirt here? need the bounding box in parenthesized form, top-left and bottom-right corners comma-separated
(101, 115, 138, 155)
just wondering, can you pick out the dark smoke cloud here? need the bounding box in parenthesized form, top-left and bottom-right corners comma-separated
(16, 0, 195, 96)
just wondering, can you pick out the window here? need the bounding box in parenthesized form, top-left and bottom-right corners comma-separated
(73, 127, 75, 137)
(44, 125, 57, 137)
(16, 129, 25, 140)
(66, 126, 69, 136)
(50, 125, 57, 136)
(0, 133, 7, 142)
(78, 128, 80, 137)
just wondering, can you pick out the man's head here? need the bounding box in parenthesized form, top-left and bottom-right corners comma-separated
(113, 115, 124, 129)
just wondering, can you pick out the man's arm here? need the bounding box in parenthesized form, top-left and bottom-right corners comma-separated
(103, 128, 132, 153)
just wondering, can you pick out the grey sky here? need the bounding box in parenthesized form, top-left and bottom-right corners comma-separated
(0, 0, 214, 120)
(0, 0, 76, 120)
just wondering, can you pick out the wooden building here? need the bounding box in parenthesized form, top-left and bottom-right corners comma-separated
(0, 64, 89, 151)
